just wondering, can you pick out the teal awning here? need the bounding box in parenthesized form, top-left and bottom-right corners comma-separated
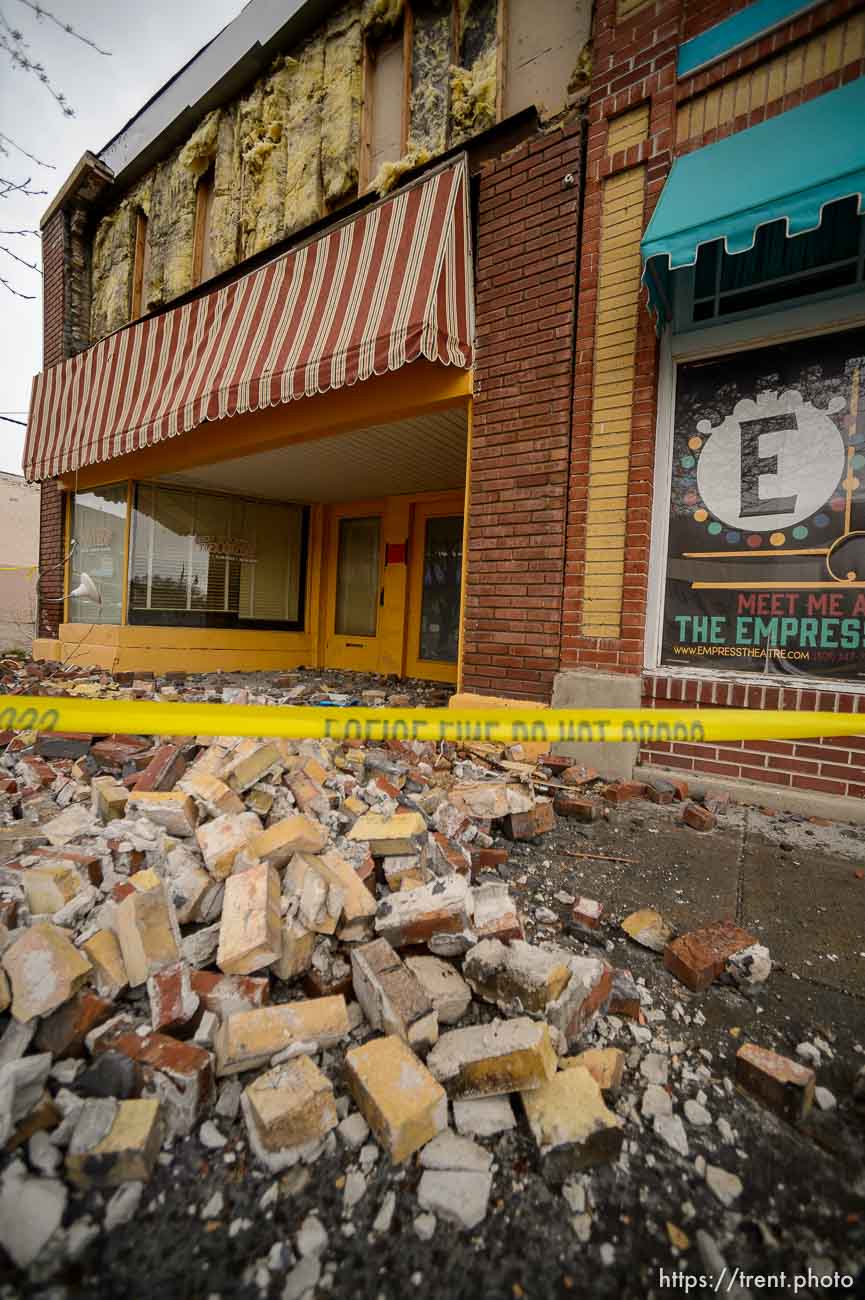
(641, 78, 865, 321)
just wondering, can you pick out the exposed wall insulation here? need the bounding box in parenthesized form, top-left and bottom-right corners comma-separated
(409, 0, 451, 154)
(321, 5, 364, 206)
(88, 0, 591, 345)
(450, 0, 498, 143)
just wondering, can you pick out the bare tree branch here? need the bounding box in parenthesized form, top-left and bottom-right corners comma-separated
(0, 243, 40, 273)
(0, 227, 39, 236)
(0, 130, 54, 169)
(13, 0, 110, 56)
(0, 19, 74, 116)
(0, 174, 47, 199)
(0, 273, 35, 298)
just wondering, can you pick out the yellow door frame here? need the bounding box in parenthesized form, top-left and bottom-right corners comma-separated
(404, 490, 465, 684)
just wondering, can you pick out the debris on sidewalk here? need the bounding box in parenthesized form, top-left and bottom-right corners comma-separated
(0, 660, 857, 1295)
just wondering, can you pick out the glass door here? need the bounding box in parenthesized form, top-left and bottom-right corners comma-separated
(405, 496, 464, 683)
(325, 504, 385, 672)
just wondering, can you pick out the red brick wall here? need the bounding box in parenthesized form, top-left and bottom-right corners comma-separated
(461, 123, 583, 702)
(565, 0, 865, 800)
(641, 674, 865, 801)
(561, 0, 678, 678)
(38, 208, 68, 640)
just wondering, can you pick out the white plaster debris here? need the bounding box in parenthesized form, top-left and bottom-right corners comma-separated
(452, 1095, 516, 1137)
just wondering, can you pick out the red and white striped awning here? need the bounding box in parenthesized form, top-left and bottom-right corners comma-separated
(24, 157, 474, 482)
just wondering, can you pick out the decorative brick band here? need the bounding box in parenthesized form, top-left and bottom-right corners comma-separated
(640, 671, 865, 799)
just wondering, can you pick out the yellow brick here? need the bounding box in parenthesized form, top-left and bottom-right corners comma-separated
(563, 1047, 626, 1090)
(426, 1018, 558, 1099)
(66, 1099, 162, 1187)
(244, 1056, 337, 1152)
(215, 996, 350, 1075)
(345, 1034, 447, 1163)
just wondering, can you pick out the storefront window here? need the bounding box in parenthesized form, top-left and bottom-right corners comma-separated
(69, 484, 127, 625)
(679, 196, 865, 327)
(660, 325, 865, 680)
(128, 483, 307, 629)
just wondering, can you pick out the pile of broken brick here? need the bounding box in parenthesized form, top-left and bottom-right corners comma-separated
(0, 662, 852, 1287)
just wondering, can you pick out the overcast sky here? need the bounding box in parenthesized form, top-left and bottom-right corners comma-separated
(0, 0, 245, 475)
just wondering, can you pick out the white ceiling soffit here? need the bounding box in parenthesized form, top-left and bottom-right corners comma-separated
(160, 409, 468, 504)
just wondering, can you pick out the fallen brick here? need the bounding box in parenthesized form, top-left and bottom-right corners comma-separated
(34, 991, 113, 1058)
(195, 811, 263, 879)
(95, 1031, 213, 1136)
(113, 869, 182, 987)
(243, 1056, 337, 1155)
(190, 970, 270, 1017)
(179, 769, 245, 818)
(521, 1066, 623, 1180)
(20, 864, 82, 916)
(66, 1098, 162, 1187)
(404, 955, 472, 1025)
(502, 800, 555, 841)
(222, 740, 283, 793)
(125, 791, 198, 837)
(214, 996, 350, 1075)
(351, 938, 438, 1052)
(345, 1034, 447, 1163)
(735, 1043, 815, 1122)
(681, 802, 716, 832)
(2, 923, 91, 1022)
(82, 930, 129, 1000)
(284, 853, 345, 936)
(272, 917, 316, 981)
(609, 969, 642, 1021)
(375, 874, 473, 948)
(147, 962, 200, 1033)
(664, 921, 757, 993)
(347, 810, 427, 856)
(251, 816, 328, 869)
(472, 881, 523, 942)
(426, 1017, 557, 1098)
(91, 775, 129, 823)
(644, 779, 675, 805)
(464, 939, 611, 1043)
(602, 782, 646, 804)
(621, 908, 675, 954)
(572, 898, 604, 930)
(217, 862, 282, 975)
(381, 853, 427, 892)
(470, 847, 509, 874)
(553, 796, 599, 822)
(132, 744, 187, 793)
(562, 1047, 626, 1091)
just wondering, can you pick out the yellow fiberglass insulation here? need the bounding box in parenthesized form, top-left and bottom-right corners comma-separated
(207, 108, 241, 277)
(282, 37, 326, 237)
(239, 64, 288, 258)
(179, 110, 221, 181)
(361, 0, 403, 35)
(89, 176, 152, 341)
(144, 149, 197, 306)
(369, 145, 432, 197)
(450, 43, 497, 141)
(408, 1, 451, 155)
(321, 4, 363, 206)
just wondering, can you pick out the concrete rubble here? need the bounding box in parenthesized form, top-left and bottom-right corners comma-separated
(0, 660, 861, 1294)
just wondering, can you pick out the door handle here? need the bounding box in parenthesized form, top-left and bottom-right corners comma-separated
(380, 587, 385, 606)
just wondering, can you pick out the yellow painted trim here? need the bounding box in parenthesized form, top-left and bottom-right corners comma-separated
(456, 399, 472, 691)
(405, 490, 464, 685)
(60, 362, 473, 492)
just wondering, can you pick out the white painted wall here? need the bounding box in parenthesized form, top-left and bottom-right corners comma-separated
(0, 472, 40, 652)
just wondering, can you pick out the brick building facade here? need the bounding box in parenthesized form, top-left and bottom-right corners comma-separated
(26, 0, 865, 812)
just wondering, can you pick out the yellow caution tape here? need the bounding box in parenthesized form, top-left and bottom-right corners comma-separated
(0, 565, 37, 573)
(0, 697, 861, 744)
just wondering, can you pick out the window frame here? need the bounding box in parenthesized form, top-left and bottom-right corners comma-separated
(126, 481, 310, 633)
(359, 5, 413, 193)
(130, 209, 149, 320)
(644, 292, 865, 687)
